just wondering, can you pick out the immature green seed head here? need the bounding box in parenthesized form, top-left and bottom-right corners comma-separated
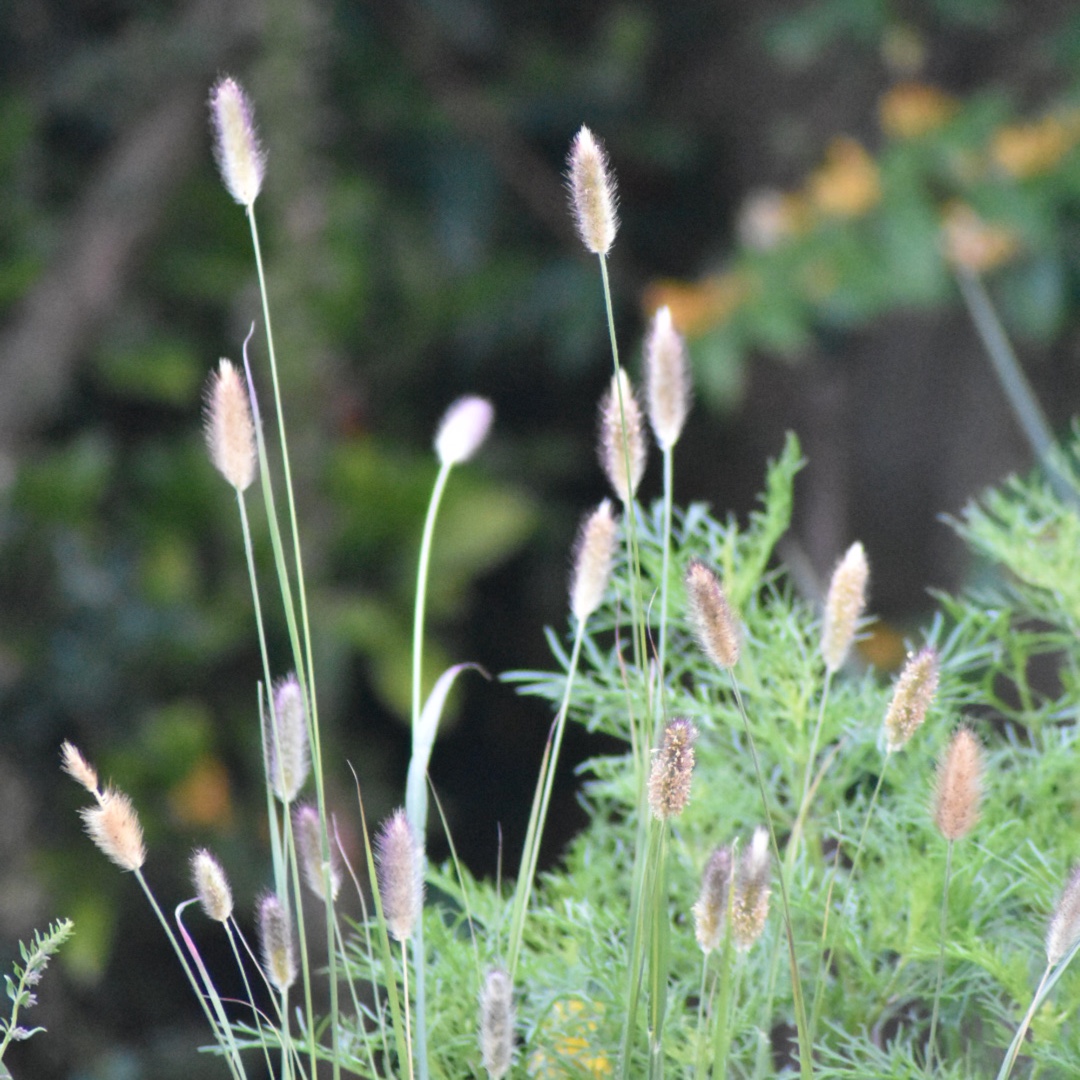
(376, 808, 424, 942)
(209, 76, 265, 207)
(883, 646, 939, 752)
(821, 541, 869, 673)
(257, 893, 296, 992)
(693, 845, 733, 954)
(479, 967, 515, 1079)
(570, 499, 618, 623)
(265, 674, 309, 803)
(648, 717, 698, 821)
(644, 306, 691, 451)
(191, 848, 234, 922)
(567, 125, 618, 256)
(731, 827, 771, 951)
(598, 370, 646, 505)
(685, 559, 740, 669)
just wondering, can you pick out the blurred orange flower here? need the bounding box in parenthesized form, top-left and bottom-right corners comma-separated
(643, 271, 752, 338)
(941, 202, 1019, 274)
(992, 115, 1077, 178)
(169, 755, 234, 828)
(808, 137, 882, 217)
(879, 81, 958, 139)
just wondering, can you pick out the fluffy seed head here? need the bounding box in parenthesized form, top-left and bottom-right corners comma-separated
(883, 646, 939, 752)
(821, 541, 869, 673)
(693, 845, 733, 954)
(567, 125, 618, 256)
(376, 809, 424, 942)
(209, 76, 265, 207)
(435, 396, 494, 466)
(204, 359, 257, 492)
(258, 893, 296, 992)
(265, 674, 310, 803)
(933, 727, 984, 842)
(294, 803, 341, 901)
(479, 967, 515, 1079)
(598, 369, 646, 505)
(648, 717, 698, 821)
(61, 740, 98, 794)
(80, 789, 146, 872)
(1048, 863, 1080, 966)
(731, 827, 771, 951)
(570, 499, 618, 623)
(685, 559, 740, 669)
(644, 306, 691, 451)
(191, 848, 234, 922)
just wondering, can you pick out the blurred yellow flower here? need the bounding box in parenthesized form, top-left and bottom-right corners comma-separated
(168, 755, 234, 827)
(643, 271, 752, 338)
(736, 188, 813, 250)
(808, 137, 882, 217)
(992, 115, 1076, 178)
(879, 81, 957, 139)
(529, 999, 612, 1078)
(941, 202, 1019, 274)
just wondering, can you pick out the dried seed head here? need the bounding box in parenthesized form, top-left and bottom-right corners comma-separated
(570, 499, 618, 623)
(731, 827, 771, 951)
(258, 893, 296, 992)
(685, 559, 740, 669)
(61, 740, 98, 794)
(294, 803, 341, 901)
(644, 306, 691, 451)
(883, 646, 939, 752)
(204, 359, 257, 492)
(80, 789, 146, 872)
(265, 674, 310, 803)
(376, 809, 424, 942)
(933, 727, 983, 842)
(1048, 863, 1080, 966)
(479, 967, 515, 1079)
(567, 125, 618, 256)
(693, 845, 733, 954)
(598, 369, 646, 505)
(821, 541, 869, 673)
(209, 76, 265, 207)
(435, 396, 494, 467)
(648, 717, 698, 821)
(191, 848, 234, 922)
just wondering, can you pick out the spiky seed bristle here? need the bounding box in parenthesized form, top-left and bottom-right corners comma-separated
(209, 76, 265, 207)
(265, 673, 310, 803)
(60, 740, 98, 794)
(598, 369, 646, 505)
(479, 967, 515, 1079)
(567, 125, 618, 256)
(191, 848, 234, 922)
(644, 306, 691, 451)
(648, 717, 698, 821)
(376, 809, 424, 943)
(570, 499, 618, 623)
(685, 559, 740, 669)
(933, 727, 983, 842)
(80, 789, 146, 872)
(821, 541, 869, 673)
(693, 845, 733, 954)
(883, 646, 939, 752)
(258, 893, 296, 992)
(435, 396, 495, 466)
(731, 827, 771, 951)
(204, 359, 257, 492)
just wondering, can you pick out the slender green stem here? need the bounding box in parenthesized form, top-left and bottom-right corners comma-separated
(927, 839, 955, 1073)
(647, 824, 670, 1080)
(656, 445, 675, 738)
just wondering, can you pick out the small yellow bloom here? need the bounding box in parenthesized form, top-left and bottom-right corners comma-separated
(941, 201, 1020, 274)
(992, 115, 1075, 179)
(879, 81, 957, 139)
(642, 271, 752, 339)
(808, 137, 882, 218)
(736, 188, 814, 250)
(529, 999, 613, 1078)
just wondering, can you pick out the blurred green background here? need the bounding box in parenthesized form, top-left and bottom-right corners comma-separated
(3, 0, 1080, 1075)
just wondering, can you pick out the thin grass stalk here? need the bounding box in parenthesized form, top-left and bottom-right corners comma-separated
(710, 939, 740, 1078)
(647, 823, 671, 1079)
(223, 918, 278, 1080)
(401, 940, 415, 1080)
(655, 445, 676, 723)
(927, 838, 955, 1071)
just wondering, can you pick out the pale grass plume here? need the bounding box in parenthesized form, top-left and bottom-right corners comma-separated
(1047, 863, 1080, 966)
(731, 827, 771, 951)
(933, 727, 983, 842)
(569, 499, 618, 623)
(60, 740, 98, 794)
(80, 789, 146, 872)
(567, 125, 618, 256)
(294, 802, 341, 901)
(204, 359, 257, 492)
(685, 559, 740, 669)
(191, 848, 234, 922)
(435, 395, 494, 466)
(883, 646, 939, 751)
(479, 967, 515, 1079)
(376, 808, 424, 943)
(598, 369, 646, 505)
(265, 673, 310, 803)
(209, 76, 265, 207)
(644, 305, 691, 450)
(693, 845, 733, 954)
(821, 540, 869, 673)
(258, 892, 296, 992)
(648, 717, 698, 821)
